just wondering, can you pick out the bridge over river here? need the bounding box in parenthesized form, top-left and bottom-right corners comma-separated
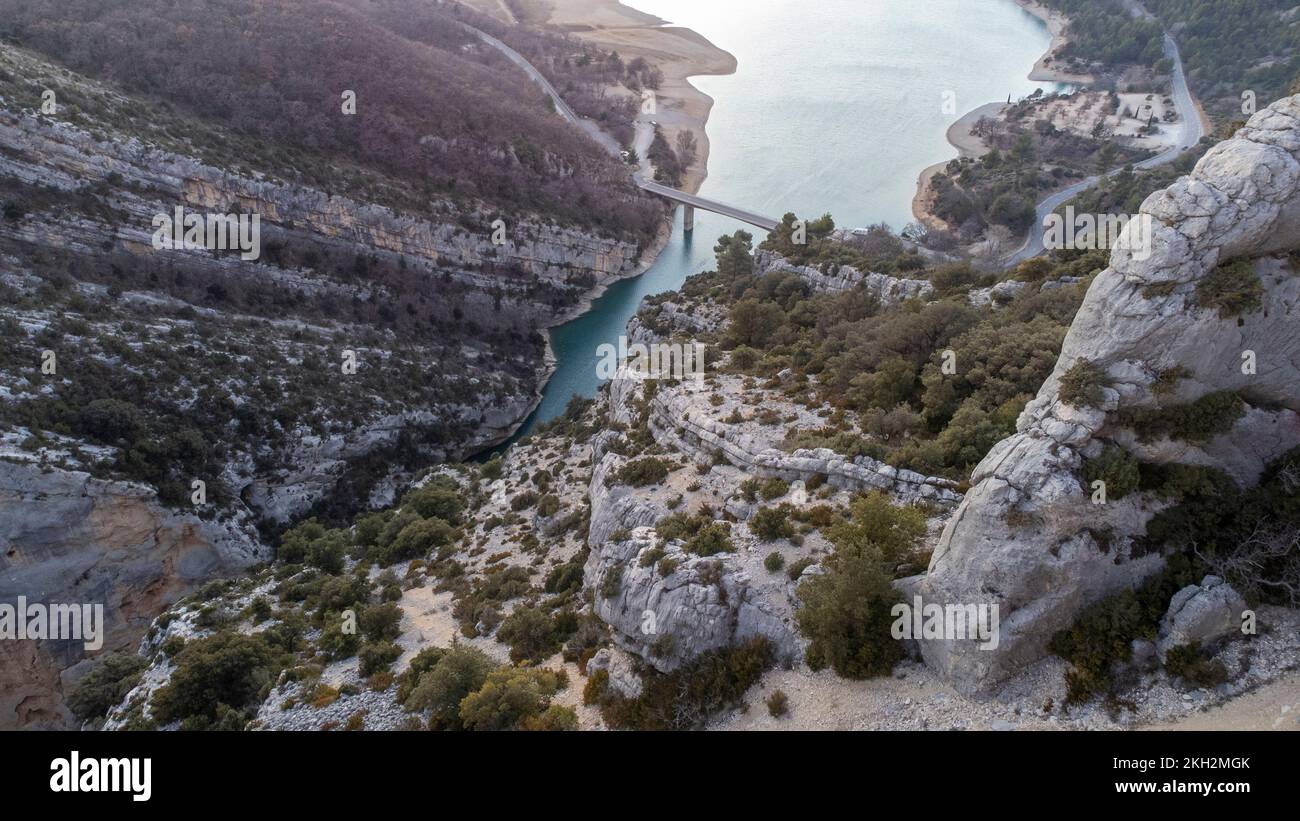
(461, 22, 782, 233)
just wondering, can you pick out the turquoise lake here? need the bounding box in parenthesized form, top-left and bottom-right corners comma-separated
(509, 0, 1053, 440)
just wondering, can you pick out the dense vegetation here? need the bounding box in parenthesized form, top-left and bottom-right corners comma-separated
(662, 229, 1100, 479)
(0, 0, 660, 239)
(584, 638, 773, 730)
(796, 493, 928, 678)
(1145, 0, 1300, 121)
(929, 92, 1152, 240)
(1040, 0, 1166, 71)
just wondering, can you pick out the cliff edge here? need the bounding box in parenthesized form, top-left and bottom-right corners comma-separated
(919, 94, 1300, 693)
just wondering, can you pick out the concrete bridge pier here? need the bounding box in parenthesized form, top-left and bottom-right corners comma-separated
(683, 205, 695, 232)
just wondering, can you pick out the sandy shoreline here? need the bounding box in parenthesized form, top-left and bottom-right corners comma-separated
(911, 102, 1008, 227)
(518, 0, 737, 195)
(911, 0, 1086, 228)
(1015, 0, 1096, 85)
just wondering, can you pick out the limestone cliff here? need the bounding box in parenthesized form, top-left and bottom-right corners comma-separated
(0, 460, 265, 728)
(919, 94, 1300, 693)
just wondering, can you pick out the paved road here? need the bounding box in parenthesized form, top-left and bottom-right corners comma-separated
(459, 23, 624, 157)
(461, 21, 782, 232)
(1005, 25, 1207, 265)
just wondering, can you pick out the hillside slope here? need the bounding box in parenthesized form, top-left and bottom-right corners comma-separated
(0, 0, 667, 727)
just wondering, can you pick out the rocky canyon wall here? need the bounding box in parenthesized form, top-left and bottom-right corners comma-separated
(919, 95, 1300, 693)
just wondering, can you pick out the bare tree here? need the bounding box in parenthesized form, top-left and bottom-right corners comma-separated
(1195, 520, 1300, 606)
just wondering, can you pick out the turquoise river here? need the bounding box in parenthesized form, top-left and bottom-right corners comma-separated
(508, 0, 1054, 441)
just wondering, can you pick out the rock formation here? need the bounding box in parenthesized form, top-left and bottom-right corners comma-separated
(0, 461, 266, 728)
(919, 95, 1300, 693)
(754, 248, 935, 303)
(1157, 576, 1248, 659)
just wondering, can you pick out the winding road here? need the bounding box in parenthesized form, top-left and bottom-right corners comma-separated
(1006, 15, 1207, 263)
(468, 8, 1205, 261)
(461, 21, 782, 232)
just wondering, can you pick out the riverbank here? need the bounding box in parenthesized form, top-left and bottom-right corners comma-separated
(911, 101, 1005, 228)
(527, 0, 737, 194)
(467, 0, 734, 449)
(910, 1, 1074, 230)
(1015, 0, 1096, 85)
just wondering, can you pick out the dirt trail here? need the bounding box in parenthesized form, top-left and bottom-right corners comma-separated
(1146, 673, 1300, 731)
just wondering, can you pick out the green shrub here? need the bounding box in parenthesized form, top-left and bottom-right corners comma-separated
(1195, 259, 1263, 318)
(614, 457, 672, 487)
(786, 557, 815, 581)
(1165, 642, 1229, 688)
(405, 645, 496, 730)
(588, 638, 773, 730)
(497, 606, 575, 663)
(758, 477, 790, 500)
(543, 552, 587, 595)
(459, 667, 567, 731)
(359, 602, 403, 643)
(656, 511, 703, 542)
(824, 492, 927, 571)
(278, 518, 348, 573)
(1082, 445, 1141, 500)
(520, 704, 579, 731)
(150, 631, 291, 729)
(510, 490, 539, 511)
(67, 653, 148, 723)
(536, 494, 561, 518)
(317, 616, 361, 660)
(379, 517, 455, 565)
(1058, 358, 1109, 409)
(358, 641, 402, 676)
(796, 545, 905, 679)
(583, 669, 610, 706)
(600, 565, 623, 599)
(751, 506, 794, 542)
(480, 457, 504, 481)
(1048, 554, 1200, 703)
(1118, 391, 1245, 443)
(684, 522, 734, 556)
(766, 689, 789, 718)
(400, 477, 464, 524)
(395, 646, 446, 704)
(763, 551, 786, 573)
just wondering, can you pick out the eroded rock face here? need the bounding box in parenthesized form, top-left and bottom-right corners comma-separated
(754, 248, 934, 303)
(0, 461, 266, 728)
(644, 382, 962, 506)
(919, 95, 1300, 694)
(583, 521, 800, 673)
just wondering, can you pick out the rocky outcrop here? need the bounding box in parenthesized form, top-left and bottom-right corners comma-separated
(754, 248, 934, 304)
(0, 461, 266, 728)
(635, 378, 962, 506)
(583, 520, 800, 674)
(1157, 576, 1248, 659)
(919, 95, 1300, 694)
(0, 111, 646, 317)
(627, 297, 725, 343)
